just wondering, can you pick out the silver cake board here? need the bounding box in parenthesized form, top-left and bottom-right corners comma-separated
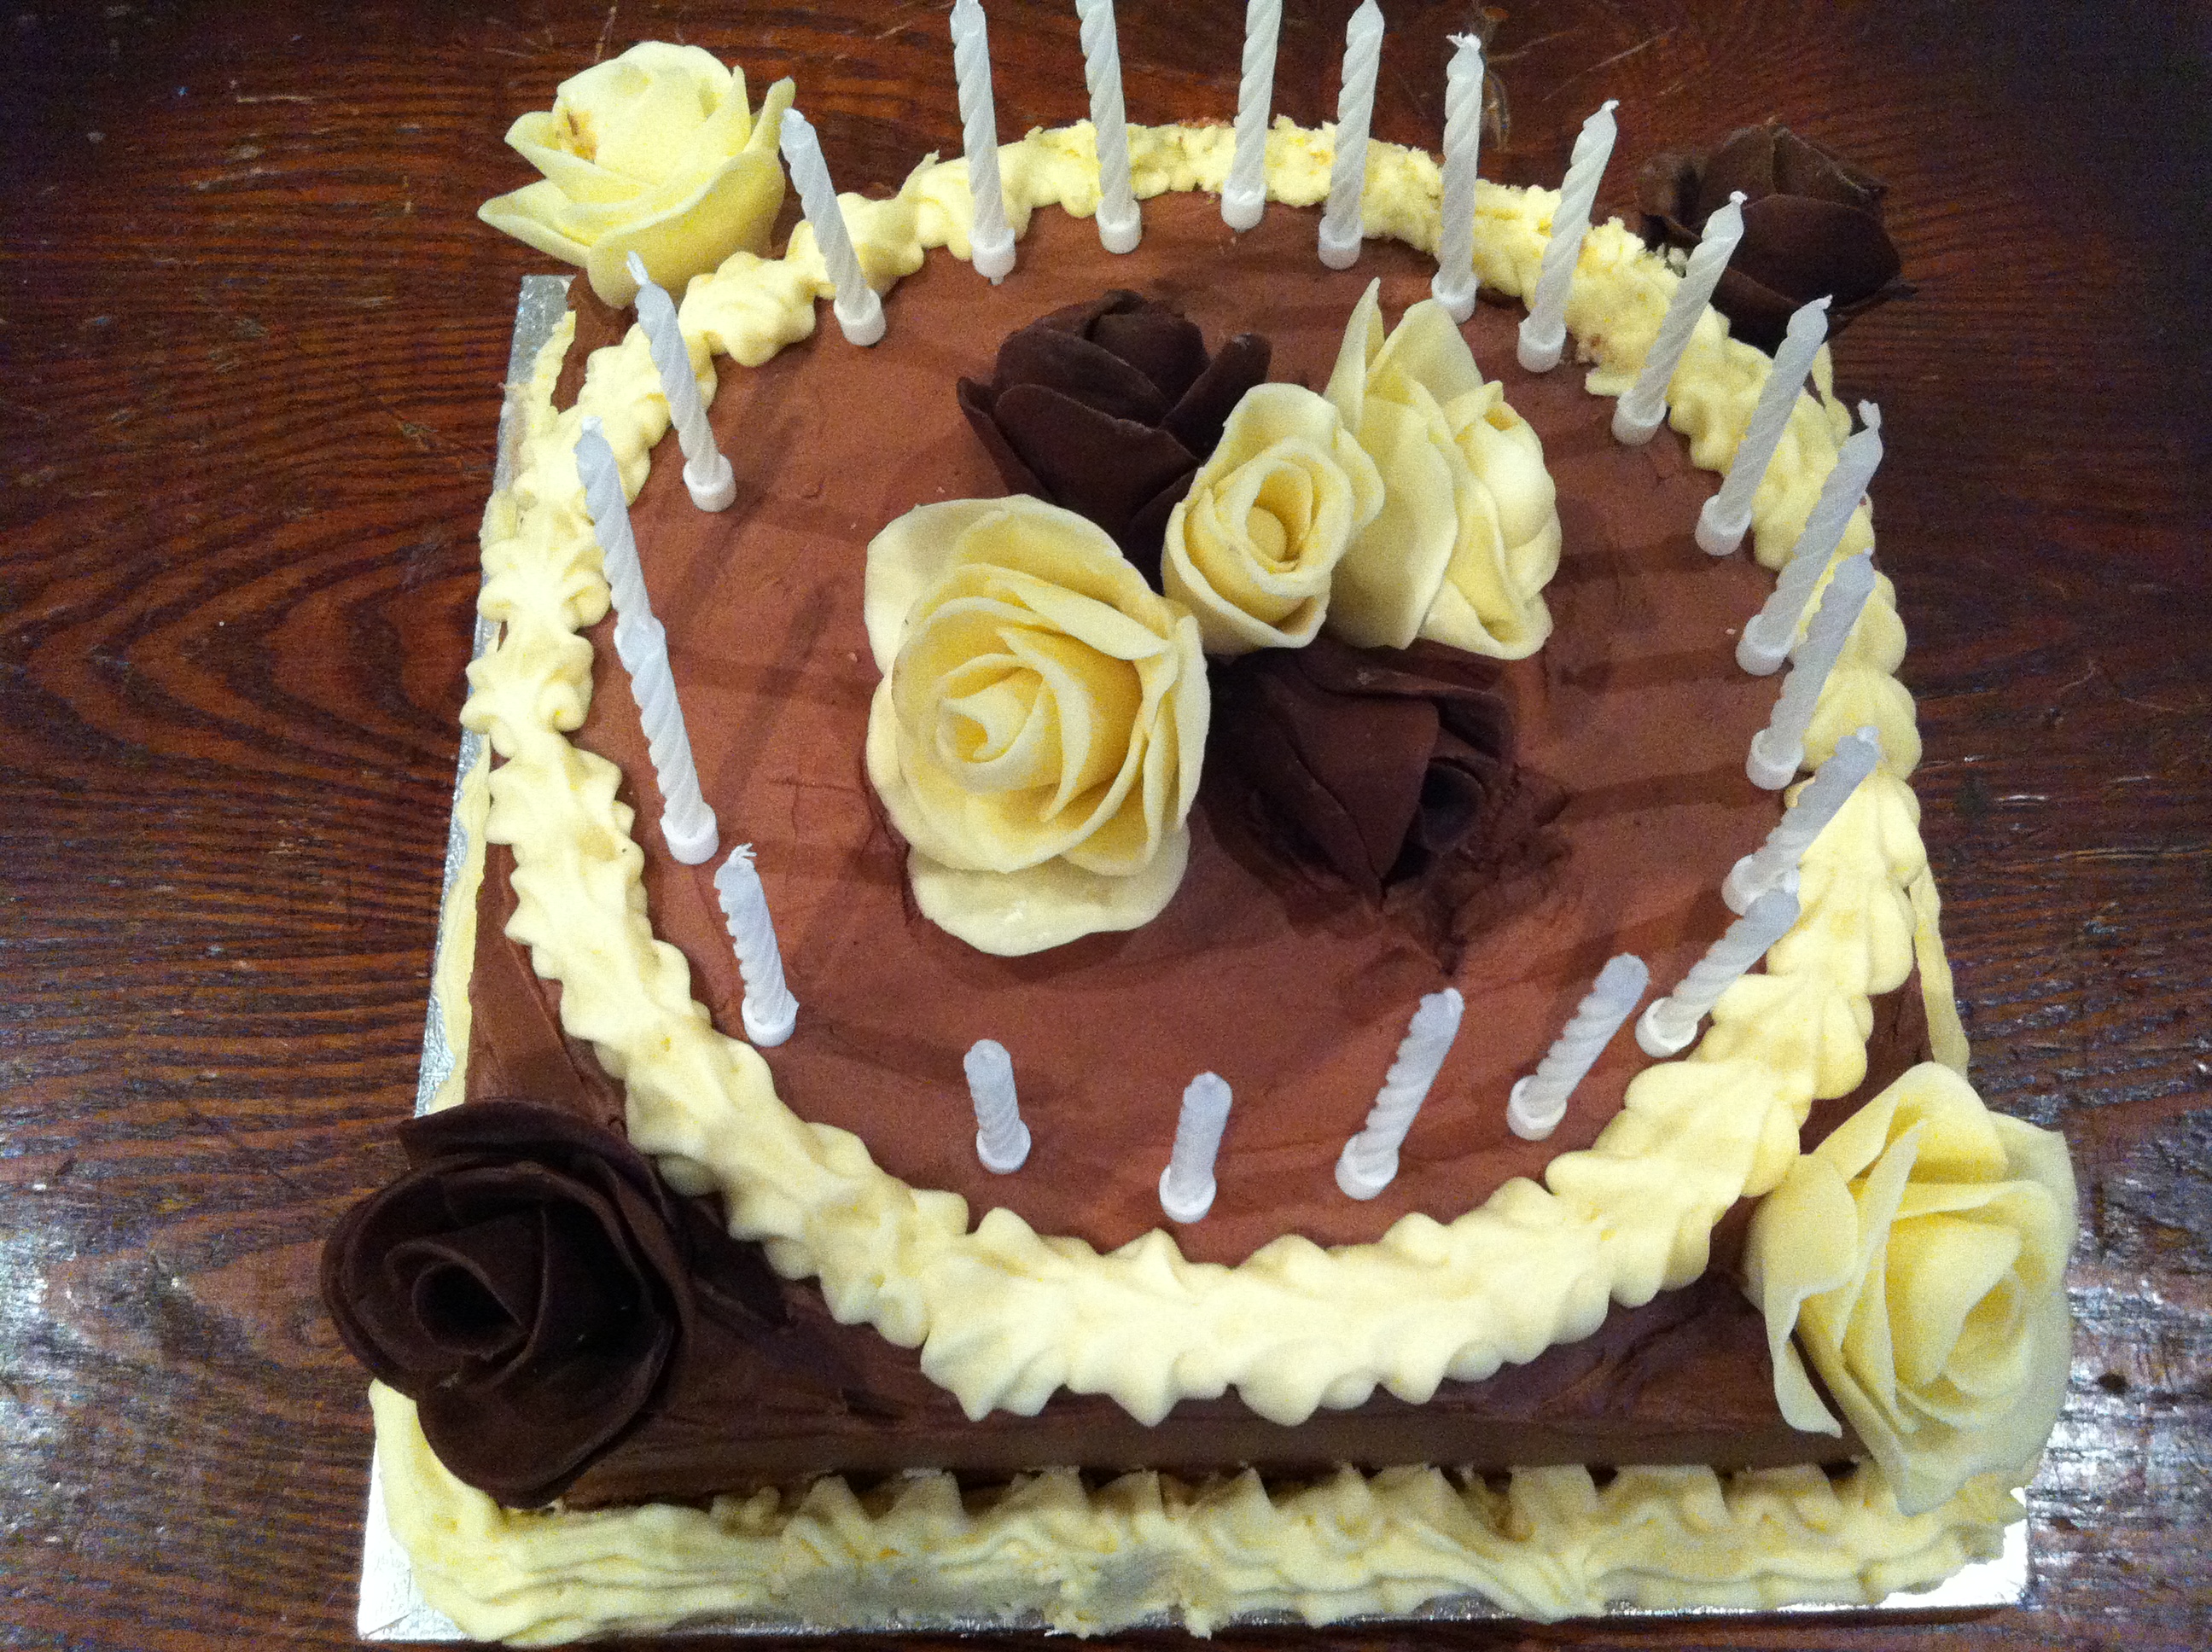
(355, 273, 2031, 1642)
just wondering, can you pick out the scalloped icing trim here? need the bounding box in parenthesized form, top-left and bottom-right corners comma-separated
(372, 1383, 2021, 1641)
(457, 119, 1948, 1433)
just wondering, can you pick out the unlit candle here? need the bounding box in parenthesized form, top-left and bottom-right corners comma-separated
(576, 418, 719, 864)
(1738, 404, 1884, 674)
(1638, 887, 1802, 1057)
(1074, 0, 1140, 253)
(965, 1038, 1031, 1172)
(1429, 33, 1485, 321)
(1747, 551, 1876, 790)
(626, 253, 735, 511)
(1222, 0, 1281, 230)
(1159, 1072, 1233, 1223)
(1336, 989, 1464, 1199)
(1318, 0, 1384, 270)
(713, 845, 798, 1046)
(778, 108, 885, 346)
(1614, 193, 1744, 444)
(1507, 956, 1649, 1140)
(1697, 297, 1831, 555)
(1725, 726, 1883, 913)
(1518, 99, 1616, 371)
(950, 0, 1015, 282)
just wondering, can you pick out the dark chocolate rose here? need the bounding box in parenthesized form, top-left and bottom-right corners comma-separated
(1212, 637, 1532, 900)
(1638, 124, 1906, 352)
(321, 1100, 786, 1506)
(958, 290, 1271, 583)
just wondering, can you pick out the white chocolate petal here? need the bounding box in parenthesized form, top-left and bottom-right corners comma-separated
(478, 180, 597, 265)
(1742, 1155, 1858, 1435)
(1885, 1214, 2022, 1389)
(907, 827, 1191, 957)
(582, 148, 789, 306)
(1327, 394, 1462, 649)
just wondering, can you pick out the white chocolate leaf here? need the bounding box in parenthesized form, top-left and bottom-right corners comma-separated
(1744, 1063, 2077, 1515)
(1161, 383, 1383, 655)
(864, 497, 1208, 954)
(480, 44, 794, 307)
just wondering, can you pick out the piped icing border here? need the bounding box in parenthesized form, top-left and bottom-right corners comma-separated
(373, 1384, 2018, 1639)
(458, 120, 1934, 1433)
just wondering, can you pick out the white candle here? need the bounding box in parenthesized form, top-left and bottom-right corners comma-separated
(1517, 99, 1616, 371)
(1429, 33, 1484, 321)
(1074, 0, 1141, 253)
(1637, 886, 1802, 1056)
(778, 108, 886, 346)
(1506, 955, 1649, 1141)
(1159, 1072, 1233, 1223)
(575, 418, 719, 864)
(1318, 0, 1385, 270)
(624, 253, 736, 511)
(1725, 726, 1883, 913)
(1738, 404, 1884, 674)
(1336, 989, 1464, 1200)
(713, 844, 798, 1046)
(950, 0, 1016, 282)
(965, 1038, 1031, 1172)
(1613, 193, 1744, 445)
(1697, 297, 1831, 556)
(1747, 551, 1876, 790)
(1222, 0, 1280, 231)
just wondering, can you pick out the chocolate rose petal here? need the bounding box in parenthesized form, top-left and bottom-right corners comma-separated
(994, 383, 1198, 538)
(1406, 729, 1508, 867)
(1090, 305, 1210, 404)
(1161, 332, 1272, 458)
(995, 326, 1170, 425)
(1771, 125, 1885, 214)
(1038, 288, 1141, 335)
(1217, 668, 1392, 898)
(1696, 125, 1783, 221)
(391, 1212, 544, 1359)
(1732, 195, 1903, 311)
(1635, 148, 1705, 243)
(1121, 474, 1196, 585)
(957, 376, 1051, 499)
(1709, 269, 1802, 353)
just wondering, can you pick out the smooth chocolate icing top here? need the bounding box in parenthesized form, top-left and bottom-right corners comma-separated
(956, 288, 1270, 580)
(484, 192, 1803, 1269)
(1638, 123, 1905, 350)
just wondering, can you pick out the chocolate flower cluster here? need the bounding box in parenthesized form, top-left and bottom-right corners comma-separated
(1212, 637, 1533, 901)
(957, 291, 1271, 581)
(1637, 123, 1905, 352)
(321, 1101, 787, 1507)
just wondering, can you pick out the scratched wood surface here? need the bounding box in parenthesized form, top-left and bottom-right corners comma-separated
(2, 1, 2206, 1647)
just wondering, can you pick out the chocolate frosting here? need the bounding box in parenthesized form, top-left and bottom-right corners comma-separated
(957, 289, 1270, 581)
(320, 1101, 819, 1506)
(1638, 123, 1905, 351)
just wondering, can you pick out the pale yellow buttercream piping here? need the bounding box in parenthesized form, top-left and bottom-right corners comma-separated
(372, 1383, 2020, 1642)
(459, 120, 1939, 1434)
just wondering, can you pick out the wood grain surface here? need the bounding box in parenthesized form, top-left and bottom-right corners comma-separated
(3, 1, 2206, 1647)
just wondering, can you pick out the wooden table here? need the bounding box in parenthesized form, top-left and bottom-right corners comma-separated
(4, 2, 2205, 1646)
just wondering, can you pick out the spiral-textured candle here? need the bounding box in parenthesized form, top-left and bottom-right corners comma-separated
(1738, 404, 1884, 673)
(1726, 726, 1883, 913)
(1221, 0, 1281, 230)
(1517, 99, 1617, 371)
(713, 845, 798, 1046)
(575, 419, 719, 864)
(1429, 33, 1485, 319)
(964, 1038, 1030, 1172)
(1638, 886, 1802, 1056)
(1318, 0, 1384, 270)
(1697, 297, 1831, 555)
(1614, 193, 1745, 443)
(950, 0, 1015, 281)
(1748, 551, 1877, 790)
(778, 108, 885, 345)
(1074, 0, 1140, 252)
(1159, 1072, 1233, 1223)
(625, 253, 735, 510)
(1506, 956, 1649, 1141)
(1336, 989, 1464, 1199)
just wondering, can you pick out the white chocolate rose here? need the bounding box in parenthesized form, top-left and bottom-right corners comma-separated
(480, 44, 795, 308)
(1745, 1062, 2076, 1515)
(1160, 383, 1384, 657)
(864, 497, 1208, 956)
(1322, 282, 1562, 658)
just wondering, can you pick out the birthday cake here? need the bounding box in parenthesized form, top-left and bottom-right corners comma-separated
(332, 38, 2075, 1639)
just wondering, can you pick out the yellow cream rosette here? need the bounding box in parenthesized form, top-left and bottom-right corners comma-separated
(1160, 382, 1383, 657)
(864, 497, 1208, 956)
(480, 43, 795, 307)
(1322, 282, 1562, 657)
(1745, 1062, 2076, 1515)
